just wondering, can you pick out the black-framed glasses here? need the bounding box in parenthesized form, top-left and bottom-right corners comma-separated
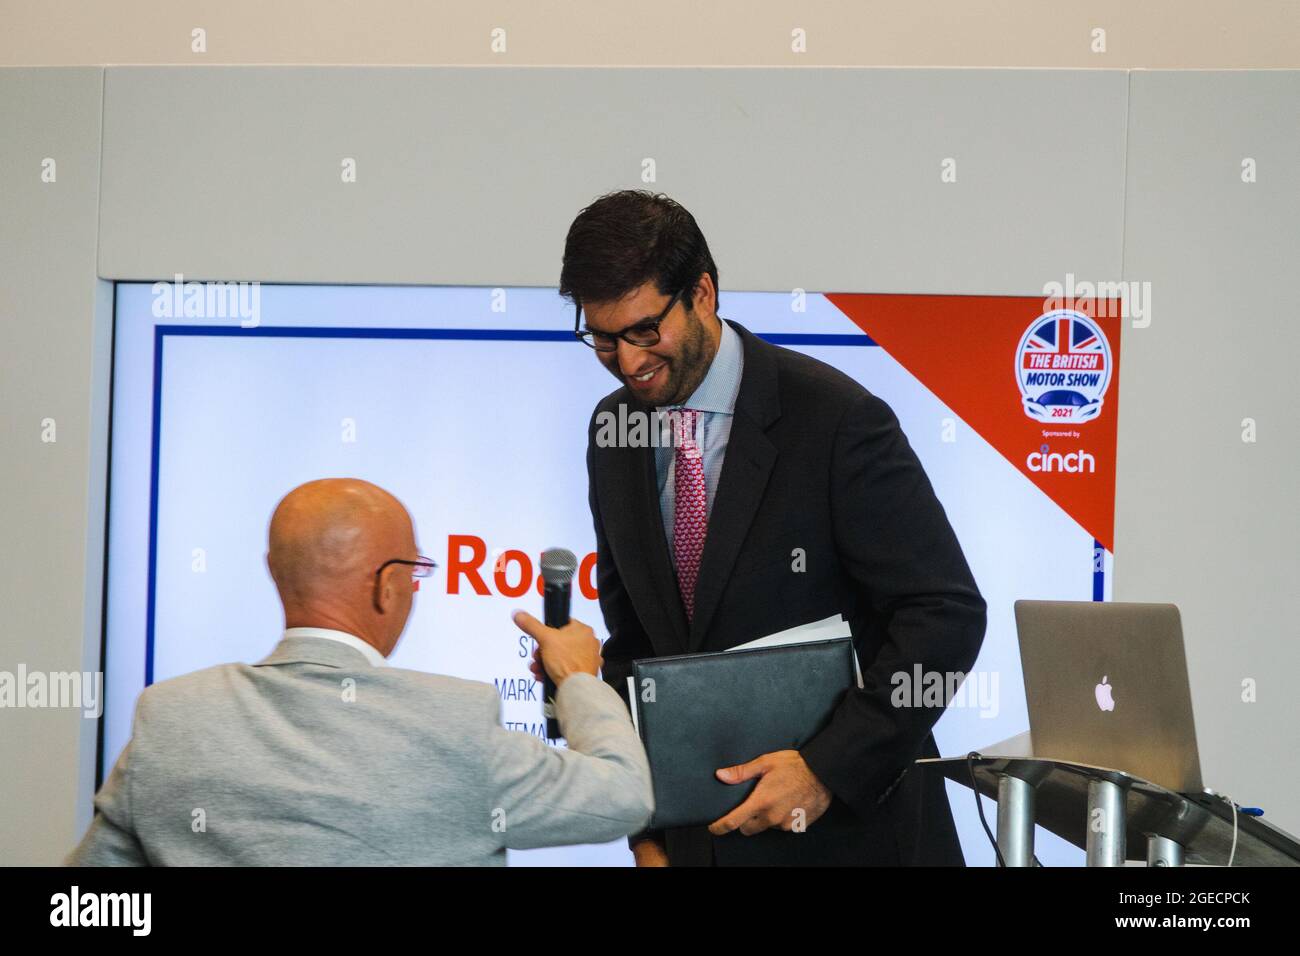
(375, 556, 437, 582)
(574, 288, 683, 352)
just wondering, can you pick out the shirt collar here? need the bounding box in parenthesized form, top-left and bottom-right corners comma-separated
(662, 317, 743, 415)
(282, 627, 388, 668)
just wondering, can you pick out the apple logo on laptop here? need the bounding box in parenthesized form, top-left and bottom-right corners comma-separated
(1095, 675, 1116, 712)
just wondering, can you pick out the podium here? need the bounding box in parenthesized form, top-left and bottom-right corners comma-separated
(918, 734, 1300, 866)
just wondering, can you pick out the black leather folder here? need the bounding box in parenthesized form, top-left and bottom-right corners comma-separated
(631, 637, 856, 830)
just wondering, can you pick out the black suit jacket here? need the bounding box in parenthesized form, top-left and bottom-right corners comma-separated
(586, 320, 987, 865)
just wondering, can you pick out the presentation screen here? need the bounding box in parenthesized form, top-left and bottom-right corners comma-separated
(104, 282, 1121, 865)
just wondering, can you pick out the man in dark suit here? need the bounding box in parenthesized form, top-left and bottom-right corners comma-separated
(559, 190, 986, 866)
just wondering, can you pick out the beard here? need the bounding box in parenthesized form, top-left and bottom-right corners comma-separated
(663, 313, 713, 405)
(617, 311, 712, 407)
(598, 309, 718, 407)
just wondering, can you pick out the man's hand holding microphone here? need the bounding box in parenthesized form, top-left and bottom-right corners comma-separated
(513, 610, 603, 685)
(514, 610, 668, 867)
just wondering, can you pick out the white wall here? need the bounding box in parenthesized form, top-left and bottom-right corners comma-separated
(3, 0, 1297, 69)
(1114, 69, 1300, 824)
(0, 67, 108, 863)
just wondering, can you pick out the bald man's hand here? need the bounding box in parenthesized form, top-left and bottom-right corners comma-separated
(513, 611, 603, 685)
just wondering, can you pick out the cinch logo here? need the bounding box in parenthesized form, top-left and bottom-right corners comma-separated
(445, 535, 598, 600)
(1027, 446, 1096, 474)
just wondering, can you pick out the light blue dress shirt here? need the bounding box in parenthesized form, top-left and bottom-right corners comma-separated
(654, 318, 744, 562)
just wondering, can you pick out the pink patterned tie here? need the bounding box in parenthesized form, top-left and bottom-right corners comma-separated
(672, 409, 707, 620)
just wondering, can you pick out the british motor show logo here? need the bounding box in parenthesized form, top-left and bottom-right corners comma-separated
(1017, 309, 1112, 476)
(1016, 309, 1112, 425)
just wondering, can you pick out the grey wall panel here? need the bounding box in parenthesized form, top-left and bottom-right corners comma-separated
(0, 67, 106, 865)
(98, 67, 1127, 294)
(1116, 70, 1300, 831)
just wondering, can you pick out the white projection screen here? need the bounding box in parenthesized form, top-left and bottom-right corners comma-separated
(103, 282, 1119, 865)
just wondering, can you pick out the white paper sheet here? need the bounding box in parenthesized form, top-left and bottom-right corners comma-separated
(726, 614, 863, 687)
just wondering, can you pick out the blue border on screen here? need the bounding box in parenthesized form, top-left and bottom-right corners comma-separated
(145, 324, 1103, 686)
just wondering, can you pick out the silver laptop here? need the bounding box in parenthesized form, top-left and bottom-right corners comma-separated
(1014, 600, 1203, 793)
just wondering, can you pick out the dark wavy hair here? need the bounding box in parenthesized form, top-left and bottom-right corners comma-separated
(559, 190, 719, 318)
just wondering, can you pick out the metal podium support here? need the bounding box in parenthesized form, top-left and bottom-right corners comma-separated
(1086, 777, 1128, 866)
(996, 773, 1035, 866)
(1146, 834, 1184, 867)
(920, 739, 1300, 867)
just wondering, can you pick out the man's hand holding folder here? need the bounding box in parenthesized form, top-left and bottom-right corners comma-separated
(626, 627, 858, 840)
(709, 750, 832, 836)
(700, 616, 850, 837)
(632, 750, 833, 863)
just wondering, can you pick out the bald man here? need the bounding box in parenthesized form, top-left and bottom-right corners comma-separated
(67, 478, 653, 866)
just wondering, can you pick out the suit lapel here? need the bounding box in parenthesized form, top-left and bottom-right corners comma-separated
(631, 434, 692, 655)
(601, 395, 691, 656)
(688, 322, 781, 650)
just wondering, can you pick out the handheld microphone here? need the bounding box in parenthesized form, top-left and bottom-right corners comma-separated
(539, 548, 578, 741)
